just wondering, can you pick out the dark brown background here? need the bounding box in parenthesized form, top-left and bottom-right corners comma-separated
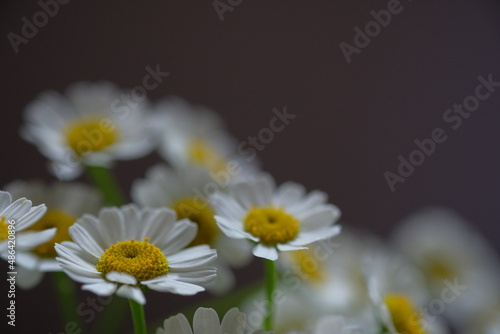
(1, 0, 500, 333)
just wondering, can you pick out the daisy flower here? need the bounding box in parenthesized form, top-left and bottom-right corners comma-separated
(21, 81, 154, 180)
(277, 230, 384, 320)
(156, 307, 271, 334)
(365, 248, 447, 334)
(285, 315, 364, 334)
(132, 163, 252, 294)
(4, 180, 102, 289)
(151, 97, 258, 178)
(55, 204, 217, 305)
(209, 174, 341, 261)
(0, 190, 50, 259)
(392, 207, 500, 325)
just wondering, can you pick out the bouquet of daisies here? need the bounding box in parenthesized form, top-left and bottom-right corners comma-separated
(3, 81, 499, 334)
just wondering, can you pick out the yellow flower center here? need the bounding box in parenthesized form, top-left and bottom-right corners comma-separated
(424, 255, 456, 281)
(64, 117, 117, 156)
(171, 197, 219, 246)
(384, 294, 428, 334)
(244, 206, 299, 246)
(188, 138, 227, 172)
(96, 238, 168, 282)
(26, 209, 75, 258)
(0, 216, 10, 241)
(290, 249, 324, 283)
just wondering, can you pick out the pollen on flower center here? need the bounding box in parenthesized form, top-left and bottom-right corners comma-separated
(27, 209, 75, 257)
(424, 255, 456, 281)
(384, 294, 428, 334)
(0, 216, 9, 241)
(290, 249, 324, 283)
(188, 138, 227, 172)
(96, 238, 168, 282)
(172, 197, 219, 246)
(244, 206, 299, 246)
(65, 117, 117, 156)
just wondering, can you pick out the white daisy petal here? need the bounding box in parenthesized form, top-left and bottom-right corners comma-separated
(220, 308, 246, 334)
(159, 313, 193, 334)
(69, 224, 105, 258)
(82, 281, 117, 296)
(116, 285, 146, 305)
(146, 277, 206, 295)
(277, 244, 308, 251)
(15, 203, 47, 231)
(158, 219, 197, 254)
(15, 266, 44, 290)
(16, 228, 57, 250)
(0, 191, 13, 211)
(193, 308, 221, 334)
(167, 246, 217, 269)
(298, 205, 341, 229)
(290, 225, 342, 247)
(157, 307, 266, 334)
(105, 271, 137, 285)
(253, 244, 279, 261)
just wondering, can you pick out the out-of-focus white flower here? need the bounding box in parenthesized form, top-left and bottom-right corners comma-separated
(55, 204, 217, 305)
(21, 82, 154, 180)
(156, 307, 271, 334)
(0, 190, 50, 260)
(285, 315, 365, 334)
(4, 180, 102, 289)
(278, 231, 381, 315)
(365, 247, 447, 334)
(132, 163, 252, 294)
(210, 174, 341, 261)
(151, 97, 258, 179)
(392, 207, 500, 325)
(459, 302, 500, 334)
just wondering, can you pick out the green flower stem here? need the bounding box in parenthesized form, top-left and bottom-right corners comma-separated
(129, 299, 147, 334)
(85, 165, 125, 206)
(52, 271, 85, 331)
(264, 259, 277, 331)
(95, 297, 128, 334)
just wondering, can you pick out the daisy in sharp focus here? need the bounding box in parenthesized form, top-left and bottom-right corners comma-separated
(21, 81, 154, 180)
(151, 97, 258, 178)
(132, 163, 252, 294)
(156, 307, 271, 334)
(209, 174, 341, 261)
(55, 204, 217, 305)
(4, 180, 102, 289)
(0, 190, 50, 260)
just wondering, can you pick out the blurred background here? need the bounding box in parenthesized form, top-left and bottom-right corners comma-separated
(1, 0, 500, 333)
